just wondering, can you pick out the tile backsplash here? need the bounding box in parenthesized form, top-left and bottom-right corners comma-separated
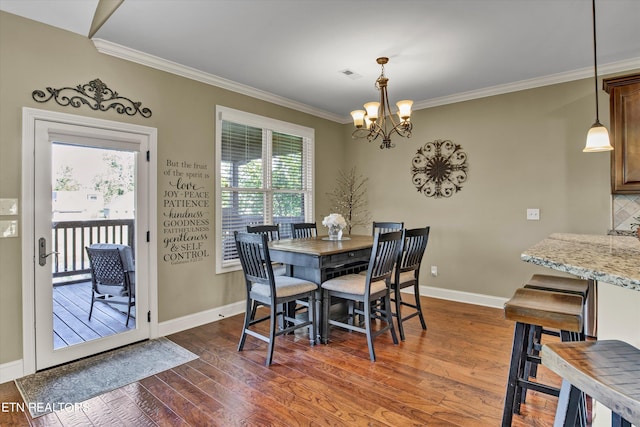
(613, 194, 640, 230)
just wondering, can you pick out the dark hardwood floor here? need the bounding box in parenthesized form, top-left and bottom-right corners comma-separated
(53, 282, 135, 349)
(0, 297, 560, 426)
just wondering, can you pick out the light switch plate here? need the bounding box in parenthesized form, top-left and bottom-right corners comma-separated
(0, 199, 18, 215)
(0, 220, 18, 237)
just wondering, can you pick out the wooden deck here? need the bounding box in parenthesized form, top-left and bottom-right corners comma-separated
(53, 282, 135, 349)
(1, 297, 561, 426)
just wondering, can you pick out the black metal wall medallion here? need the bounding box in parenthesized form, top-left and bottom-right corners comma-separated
(411, 139, 468, 198)
(32, 78, 152, 118)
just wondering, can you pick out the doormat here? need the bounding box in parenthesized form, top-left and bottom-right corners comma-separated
(15, 337, 198, 417)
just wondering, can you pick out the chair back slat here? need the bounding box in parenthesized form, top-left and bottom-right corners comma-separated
(291, 222, 317, 238)
(372, 221, 404, 236)
(366, 230, 403, 288)
(234, 231, 275, 290)
(397, 227, 430, 274)
(246, 224, 280, 241)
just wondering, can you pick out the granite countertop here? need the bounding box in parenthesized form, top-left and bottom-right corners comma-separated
(521, 233, 640, 291)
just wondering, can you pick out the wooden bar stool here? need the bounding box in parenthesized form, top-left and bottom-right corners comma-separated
(542, 340, 640, 427)
(523, 274, 589, 381)
(501, 288, 584, 426)
(525, 274, 589, 297)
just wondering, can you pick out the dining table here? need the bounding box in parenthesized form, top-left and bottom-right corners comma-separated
(269, 234, 374, 342)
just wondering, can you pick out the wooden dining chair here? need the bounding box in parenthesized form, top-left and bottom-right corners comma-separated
(372, 221, 404, 235)
(321, 230, 402, 361)
(291, 222, 317, 238)
(234, 231, 317, 366)
(391, 226, 430, 341)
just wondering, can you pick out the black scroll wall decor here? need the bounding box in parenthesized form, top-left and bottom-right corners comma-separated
(32, 78, 152, 118)
(411, 139, 469, 198)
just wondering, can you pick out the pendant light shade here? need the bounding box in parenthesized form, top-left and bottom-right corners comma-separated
(584, 0, 613, 152)
(584, 121, 611, 152)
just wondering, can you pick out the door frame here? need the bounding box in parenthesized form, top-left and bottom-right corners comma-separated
(21, 107, 158, 375)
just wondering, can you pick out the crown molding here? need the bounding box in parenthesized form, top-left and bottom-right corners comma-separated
(92, 38, 345, 123)
(93, 39, 640, 125)
(413, 58, 640, 111)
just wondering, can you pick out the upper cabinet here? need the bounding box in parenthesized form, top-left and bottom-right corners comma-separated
(604, 73, 640, 194)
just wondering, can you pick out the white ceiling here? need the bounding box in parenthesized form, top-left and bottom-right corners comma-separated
(2, 0, 640, 123)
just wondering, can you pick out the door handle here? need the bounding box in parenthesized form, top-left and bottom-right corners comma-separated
(38, 237, 58, 266)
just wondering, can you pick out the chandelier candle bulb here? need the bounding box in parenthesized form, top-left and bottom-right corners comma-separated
(364, 102, 380, 120)
(396, 100, 413, 120)
(351, 110, 366, 128)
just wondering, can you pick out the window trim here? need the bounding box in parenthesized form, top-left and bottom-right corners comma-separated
(215, 106, 314, 273)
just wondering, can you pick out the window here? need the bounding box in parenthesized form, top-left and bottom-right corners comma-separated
(215, 106, 314, 272)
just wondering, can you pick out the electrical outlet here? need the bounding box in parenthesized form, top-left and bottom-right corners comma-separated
(526, 208, 540, 221)
(431, 266, 438, 277)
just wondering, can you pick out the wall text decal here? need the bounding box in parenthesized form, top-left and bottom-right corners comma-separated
(162, 159, 211, 265)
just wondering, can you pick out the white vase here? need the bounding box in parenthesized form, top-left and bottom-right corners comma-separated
(328, 226, 343, 240)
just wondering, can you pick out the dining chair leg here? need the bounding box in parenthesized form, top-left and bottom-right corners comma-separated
(276, 303, 284, 330)
(308, 293, 316, 345)
(364, 298, 376, 362)
(238, 297, 253, 351)
(413, 285, 427, 330)
(393, 287, 406, 341)
(266, 303, 277, 366)
(385, 291, 399, 345)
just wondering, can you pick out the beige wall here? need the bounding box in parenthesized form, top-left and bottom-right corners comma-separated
(344, 79, 617, 297)
(0, 12, 345, 365)
(1, 10, 632, 367)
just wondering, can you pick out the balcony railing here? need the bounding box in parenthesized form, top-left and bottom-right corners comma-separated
(52, 219, 135, 285)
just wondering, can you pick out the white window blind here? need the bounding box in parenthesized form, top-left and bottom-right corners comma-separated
(216, 106, 314, 272)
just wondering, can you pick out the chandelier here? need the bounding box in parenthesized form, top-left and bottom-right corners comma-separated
(350, 57, 413, 149)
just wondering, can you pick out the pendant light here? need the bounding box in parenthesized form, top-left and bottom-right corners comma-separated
(583, 0, 613, 152)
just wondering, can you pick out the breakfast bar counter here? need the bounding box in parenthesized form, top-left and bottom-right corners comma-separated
(522, 233, 640, 426)
(521, 233, 640, 290)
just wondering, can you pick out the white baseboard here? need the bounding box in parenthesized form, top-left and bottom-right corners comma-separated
(157, 300, 245, 337)
(419, 285, 508, 309)
(0, 359, 24, 385)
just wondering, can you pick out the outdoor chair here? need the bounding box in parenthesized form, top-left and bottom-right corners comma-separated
(85, 243, 136, 327)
